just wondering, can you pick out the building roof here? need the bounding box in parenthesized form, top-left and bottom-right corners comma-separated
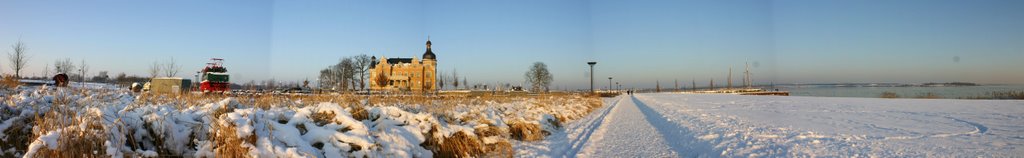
(387, 58, 414, 64)
(423, 39, 436, 60)
(370, 56, 378, 68)
(370, 57, 420, 69)
(423, 49, 435, 60)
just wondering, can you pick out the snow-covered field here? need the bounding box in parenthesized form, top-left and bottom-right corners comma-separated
(5, 83, 1022, 157)
(517, 93, 1024, 157)
(0, 85, 600, 157)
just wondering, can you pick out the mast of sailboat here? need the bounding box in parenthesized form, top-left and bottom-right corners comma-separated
(728, 67, 732, 90)
(692, 78, 696, 91)
(745, 62, 752, 89)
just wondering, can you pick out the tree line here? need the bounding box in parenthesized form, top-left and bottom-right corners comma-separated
(318, 54, 481, 92)
(6, 39, 181, 86)
(8, 39, 553, 93)
(319, 54, 372, 91)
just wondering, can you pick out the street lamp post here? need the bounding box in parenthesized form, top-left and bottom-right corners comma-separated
(587, 61, 597, 93)
(608, 77, 613, 92)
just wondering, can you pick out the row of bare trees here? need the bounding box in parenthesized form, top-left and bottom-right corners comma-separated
(318, 54, 476, 92)
(319, 54, 372, 91)
(435, 69, 469, 90)
(6, 39, 80, 80)
(7, 39, 183, 87)
(148, 57, 181, 78)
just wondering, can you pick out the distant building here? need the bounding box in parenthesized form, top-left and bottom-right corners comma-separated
(369, 38, 437, 91)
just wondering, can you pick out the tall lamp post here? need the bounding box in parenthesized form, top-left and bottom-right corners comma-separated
(608, 77, 613, 92)
(587, 61, 597, 93)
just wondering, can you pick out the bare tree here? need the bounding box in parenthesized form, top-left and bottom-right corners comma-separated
(524, 62, 553, 92)
(374, 73, 389, 91)
(8, 39, 30, 78)
(115, 72, 127, 84)
(437, 71, 445, 90)
(656, 80, 661, 92)
(54, 58, 75, 75)
(42, 64, 49, 78)
(79, 59, 89, 84)
(163, 57, 180, 77)
(316, 55, 372, 91)
(345, 58, 359, 91)
(336, 57, 356, 91)
(352, 54, 372, 91)
(92, 71, 109, 82)
(463, 77, 468, 90)
(319, 68, 335, 90)
(148, 60, 161, 78)
(452, 69, 459, 90)
(265, 78, 277, 90)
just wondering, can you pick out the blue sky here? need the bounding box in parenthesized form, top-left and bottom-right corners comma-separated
(2, 0, 1022, 89)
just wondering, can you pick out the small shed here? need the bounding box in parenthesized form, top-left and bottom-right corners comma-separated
(149, 77, 192, 95)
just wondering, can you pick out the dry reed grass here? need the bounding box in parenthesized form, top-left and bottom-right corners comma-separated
(0, 115, 33, 157)
(423, 127, 485, 158)
(1, 75, 20, 89)
(210, 122, 257, 158)
(508, 122, 546, 141)
(6, 87, 602, 157)
(485, 141, 513, 158)
(27, 97, 108, 158)
(475, 126, 513, 158)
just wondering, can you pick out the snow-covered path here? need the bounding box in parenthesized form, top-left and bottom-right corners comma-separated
(516, 94, 1024, 157)
(516, 95, 716, 157)
(575, 96, 682, 157)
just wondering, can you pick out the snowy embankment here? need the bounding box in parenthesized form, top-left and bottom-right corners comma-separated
(0, 85, 600, 157)
(519, 93, 1024, 157)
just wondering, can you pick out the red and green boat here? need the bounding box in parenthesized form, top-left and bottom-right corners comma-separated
(199, 58, 230, 93)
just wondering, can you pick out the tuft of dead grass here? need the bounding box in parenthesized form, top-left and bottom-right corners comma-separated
(508, 122, 546, 141)
(349, 105, 370, 121)
(0, 114, 33, 157)
(474, 125, 513, 157)
(28, 105, 108, 158)
(423, 130, 485, 158)
(210, 119, 257, 158)
(310, 110, 337, 126)
(484, 140, 513, 158)
(1, 75, 20, 89)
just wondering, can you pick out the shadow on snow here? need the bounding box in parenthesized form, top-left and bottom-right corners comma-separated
(631, 95, 721, 158)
